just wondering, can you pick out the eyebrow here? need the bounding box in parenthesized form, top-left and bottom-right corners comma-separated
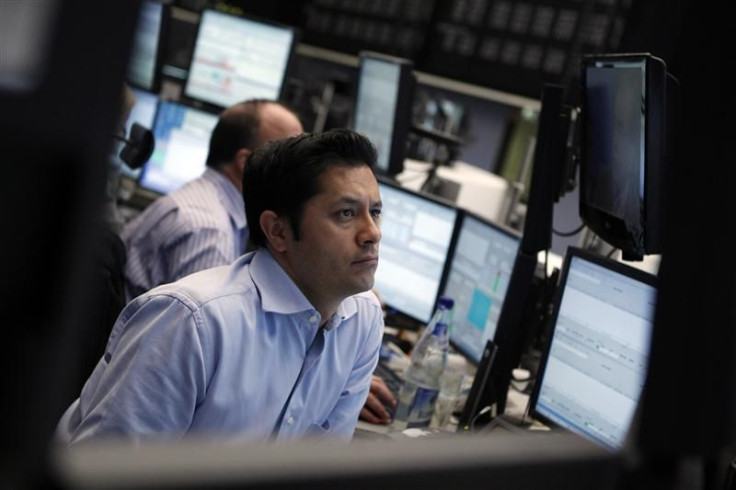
(332, 196, 382, 207)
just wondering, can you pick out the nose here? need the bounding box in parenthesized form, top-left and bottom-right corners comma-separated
(358, 212, 381, 246)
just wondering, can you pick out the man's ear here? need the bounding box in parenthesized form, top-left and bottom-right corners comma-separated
(259, 210, 290, 253)
(235, 148, 252, 174)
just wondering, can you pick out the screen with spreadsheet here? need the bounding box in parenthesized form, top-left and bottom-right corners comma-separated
(353, 52, 413, 176)
(127, 0, 164, 92)
(137, 101, 219, 195)
(441, 212, 521, 364)
(529, 247, 658, 451)
(375, 180, 458, 324)
(184, 9, 295, 109)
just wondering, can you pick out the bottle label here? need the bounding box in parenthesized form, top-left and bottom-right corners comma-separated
(405, 386, 440, 428)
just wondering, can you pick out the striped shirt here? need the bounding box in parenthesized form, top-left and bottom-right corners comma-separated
(122, 167, 247, 301)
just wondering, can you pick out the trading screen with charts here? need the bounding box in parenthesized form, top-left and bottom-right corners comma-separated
(374, 182, 457, 324)
(532, 252, 657, 450)
(184, 10, 294, 109)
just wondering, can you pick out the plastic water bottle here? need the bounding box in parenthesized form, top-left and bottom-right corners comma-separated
(430, 353, 467, 429)
(391, 296, 454, 430)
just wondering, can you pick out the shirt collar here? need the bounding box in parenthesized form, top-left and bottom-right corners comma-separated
(202, 167, 246, 230)
(249, 249, 358, 330)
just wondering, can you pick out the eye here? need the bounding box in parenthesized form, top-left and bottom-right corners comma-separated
(370, 208, 382, 220)
(339, 208, 356, 218)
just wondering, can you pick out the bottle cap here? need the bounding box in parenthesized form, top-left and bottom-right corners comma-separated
(437, 296, 454, 309)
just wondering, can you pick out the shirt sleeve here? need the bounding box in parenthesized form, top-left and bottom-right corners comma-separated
(321, 305, 384, 440)
(64, 294, 210, 444)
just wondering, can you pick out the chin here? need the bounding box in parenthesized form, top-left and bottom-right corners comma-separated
(346, 277, 375, 297)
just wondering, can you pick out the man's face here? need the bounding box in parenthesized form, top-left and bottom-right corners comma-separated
(281, 164, 382, 308)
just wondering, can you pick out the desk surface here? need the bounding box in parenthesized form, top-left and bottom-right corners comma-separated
(356, 348, 534, 440)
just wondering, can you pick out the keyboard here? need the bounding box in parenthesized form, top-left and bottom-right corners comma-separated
(374, 359, 404, 399)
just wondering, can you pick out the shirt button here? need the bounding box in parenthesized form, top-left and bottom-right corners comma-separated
(309, 315, 317, 323)
(287, 416, 295, 425)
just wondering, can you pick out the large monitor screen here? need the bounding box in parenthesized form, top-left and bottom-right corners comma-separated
(441, 212, 521, 364)
(583, 59, 644, 232)
(579, 53, 672, 259)
(353, 52, 414, 176)
(138, 101, 219, 195)
(184, 9, 295, 109)
(127, 0, 164, 92)
(375, 180, 458, 324)
(529, 247, 657, 451)
(117, 88, 159, 180)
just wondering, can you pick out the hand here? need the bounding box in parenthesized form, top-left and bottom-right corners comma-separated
(359, 375, 396, 425)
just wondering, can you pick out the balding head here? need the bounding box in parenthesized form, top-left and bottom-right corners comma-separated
(205, 100, 303, 169)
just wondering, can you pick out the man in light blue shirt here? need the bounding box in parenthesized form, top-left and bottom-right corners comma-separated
(122, 100, 304, 301)
(56, 128, 385, 444)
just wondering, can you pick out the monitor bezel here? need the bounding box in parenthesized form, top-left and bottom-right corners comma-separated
(126, 0, 169, 94)
(578, 52, 668, 260)
(181, 8, 300, 113)
(376, 175, 460, 326)
(354, 51, 415, 178)
(135, 99, 221, 196)
(442, 209, 522, 366)
(528, 246, 659, 449)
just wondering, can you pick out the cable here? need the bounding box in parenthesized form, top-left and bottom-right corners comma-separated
(469, 405, 494, 432)
(552, 223, 585, 237)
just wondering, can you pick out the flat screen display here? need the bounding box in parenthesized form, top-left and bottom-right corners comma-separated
(530, 248, 657, 451)
(374, 181, 458, 324)
(127, 0, 164, 92)
(138, 101, 219, 195)
(582, 59, 646, 229)
(442, 213, 521, 364)
(184, 10, 295, 108)
(354, 58, 401, 174)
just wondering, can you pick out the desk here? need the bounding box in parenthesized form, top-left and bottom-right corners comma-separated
(355, 344, 534, 440)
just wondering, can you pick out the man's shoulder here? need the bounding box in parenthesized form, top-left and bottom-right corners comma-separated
(146, 256, 256, 310)
(345, 290, 384, 319)
(351, 290, 382, 307)
(132, 185, 228, 235)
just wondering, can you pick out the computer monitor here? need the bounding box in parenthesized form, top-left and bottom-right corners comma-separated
(126, 0, 167, 93)
(353, 51, 415, 177)
(375, 178, 459, 325)
(183, 9, 297, 110)
(529, 247, 658, 451)
(579, 53, 677, 261)
(441, 211, 521, 364)
(137, 101, 220, 195)
(117, 88, 159, 180)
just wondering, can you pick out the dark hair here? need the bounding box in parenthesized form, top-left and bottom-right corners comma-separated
(243, 128, 378, 248)
(205, 99, 296, 168)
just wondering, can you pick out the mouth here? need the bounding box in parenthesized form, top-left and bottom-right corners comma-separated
(353, 256, 379, 267)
